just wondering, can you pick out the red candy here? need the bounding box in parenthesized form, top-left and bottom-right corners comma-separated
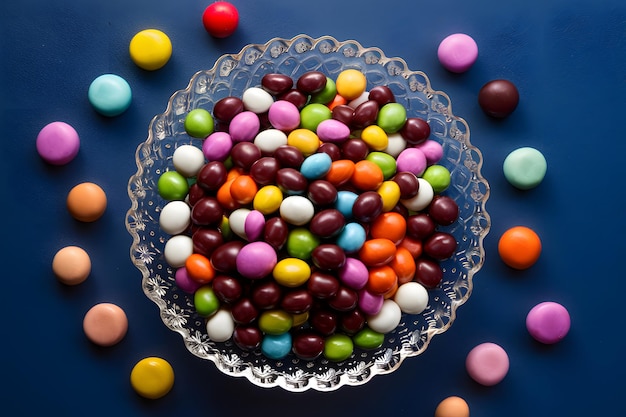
(202, 2, 239, 38)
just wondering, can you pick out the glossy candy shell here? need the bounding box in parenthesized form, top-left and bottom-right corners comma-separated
(127, 35, 490, 392)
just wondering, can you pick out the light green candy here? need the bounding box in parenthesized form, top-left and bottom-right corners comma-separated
(422, 164, 451, 193)
(503, 147, 547, 190)
(377, 103, 407, 133)
(157, 171, 189, 201)
(194, 286, 220, 317)
(310, 77, 337, 105)
(323, 334, 354, 362)
(353, 327, 385, 350)
(300, 103, 332, 132)
(184, 108, 214, 138)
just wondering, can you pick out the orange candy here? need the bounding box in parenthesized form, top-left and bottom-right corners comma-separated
(498, 226, 542, 269)
(216, 178, 240, 211)
(351, 160, 384, 191)
(66, 182, 107, 222)
(327, 94, 348, 110)
(389, 247, 416, 284)
(358, 238, 397, 267)
(185, 253, 215, 284)
(370, 212, 406, 244)
(229, 174, 257, 205)
(367, 265, 398, 295)
(325, 159, 355, 187)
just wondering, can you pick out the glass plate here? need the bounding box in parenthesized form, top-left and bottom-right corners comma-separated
(126, 34, 490, 392)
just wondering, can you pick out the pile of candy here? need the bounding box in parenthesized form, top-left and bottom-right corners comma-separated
(156, 68, 461, 362)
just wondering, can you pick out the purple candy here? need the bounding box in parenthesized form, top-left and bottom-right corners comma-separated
(396, 147, 427, 176)
(236, 241, 277, 279)
(203, 131, 233, 161)
(526, 301, 571, 344)
(316, 119, 351, 143)
(268, 100, 300, 131)
(337, 257, 368, 290)
(36, 121, 80, 165)
(244, 209, 266, 241)
(415, 139, 444, 165)
(229, 111, 260, 142)
(175, 267, 202, 293)
(357, 288, 384, 315)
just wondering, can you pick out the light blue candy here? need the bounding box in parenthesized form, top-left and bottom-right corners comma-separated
(335, 190, 358, 219)
(299, 152, 332, 180)
(88, 74, 132, 117)
(261, 332, 292, 360)
(336, 222, 366, 253)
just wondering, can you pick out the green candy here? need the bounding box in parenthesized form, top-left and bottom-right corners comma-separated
(258, 310, 293, 335)
(286, 227, 320, 260)
(157, 171, 189, 200)
(300, 103, 332, 132)
(366, 151, 397, 179)
(422, 164, 451, 193)
(310, 77, 337, 105)
(324, 334, 354, 362)
(377, 103, 407, 133)
(502, 147, 547, 190)
(184, 108, 214, 138)
(353, 327, 385, 350)
(194, 286, 220, 317)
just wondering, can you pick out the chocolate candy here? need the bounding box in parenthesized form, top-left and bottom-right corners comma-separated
(478, 79, 519, 118)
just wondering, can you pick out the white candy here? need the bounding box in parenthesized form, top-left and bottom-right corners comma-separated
(228, 208, 251, 240)
(279, 195, 315, 226)
(367, 299, 402, 334)
(383, 132, 407, 158)
(159, 201, 191, 235)
(163, 235, 193, 268)
(348, 91, 370, 109)
(242, 87, 275, 114)
(206, 308, 235, 342)
(394, 282, 429, 314)
(173, 144, 205, 177)
(400, 178, 434, 211)
(254, 129, 288, 154)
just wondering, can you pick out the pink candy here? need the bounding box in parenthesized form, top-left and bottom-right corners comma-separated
(268, 100, 300, 131)
(36, 121, 80, 165)
(526, 301, 571, 344)
(229, 111, 260, 142)
(437, 33, 478, 73)
(236, 241, 277, 279)
(396, 147, 427, 176)
(466, 342, 509, 386)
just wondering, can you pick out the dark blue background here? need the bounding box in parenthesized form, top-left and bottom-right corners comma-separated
(2, 0, 624, 415)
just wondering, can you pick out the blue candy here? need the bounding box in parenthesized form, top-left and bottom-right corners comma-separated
(261, 332, 293, 360)
(336, 222, 366, 253)
(299, 152, 332, 180)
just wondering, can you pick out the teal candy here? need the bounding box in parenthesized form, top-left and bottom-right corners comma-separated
(261, 333, 292, 359)
(503, 147, 547, 190)
(88, 74, 132, 117)
(300, 152, 332, 180)
(336, 222, 366, 253)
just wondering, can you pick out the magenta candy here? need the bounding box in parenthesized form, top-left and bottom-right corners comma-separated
(396, 147, 427, 176)
(36, 121, 80, 165)
(438, 33, 479, 73)
(526, 301, 571, 344)
(229, 111, 260, 142)
(236, 241, 277, 279)
(268, 100, 300, 131)
(203, 131, 233, 162)
(357, 288, 384, 315)
(316, 119, 351, 143)
(415, 139, 444, 165)
(337, 257, 368, 290)
(175, 267, 202, 293)
(244, 210, 266, 241)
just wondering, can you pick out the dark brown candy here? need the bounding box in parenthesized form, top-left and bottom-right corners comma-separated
(400, 117, 430, 145)
(296, 71, 327, 94)
(352, 100, 379, 130)
(230, 142, 261, 170)
(261, 73, 294, 95)
(424, 232, 457, 260)
(368, 85, 395, 106)
(213, 96, 244, 123)
(478, 79, 519, 118)
(197, 161, 227, 191)
(428, 195, 459, 226)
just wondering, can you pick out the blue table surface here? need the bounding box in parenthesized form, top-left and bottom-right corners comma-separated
(2, 0, 625, 415)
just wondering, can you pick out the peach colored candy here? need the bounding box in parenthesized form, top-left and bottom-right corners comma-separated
(52, 246, 91, 285)
(66, 182, 107, 222)
(83, 303, 128, 346)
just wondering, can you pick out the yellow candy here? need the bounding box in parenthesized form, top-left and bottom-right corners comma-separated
(377, 180, 402, 212)
(129, 29, 172, 71)
(335, 69, 367, 100)
(273, 258, 311, 287)
(361, 125, 389, 151)
(292, 311, 310, 327)
(253, 185, 283, 214)
(130, 357, 175, 399)
(287, 128, 321, 156)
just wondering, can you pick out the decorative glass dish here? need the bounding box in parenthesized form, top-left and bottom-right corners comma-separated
(126, 34, 490, 392)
